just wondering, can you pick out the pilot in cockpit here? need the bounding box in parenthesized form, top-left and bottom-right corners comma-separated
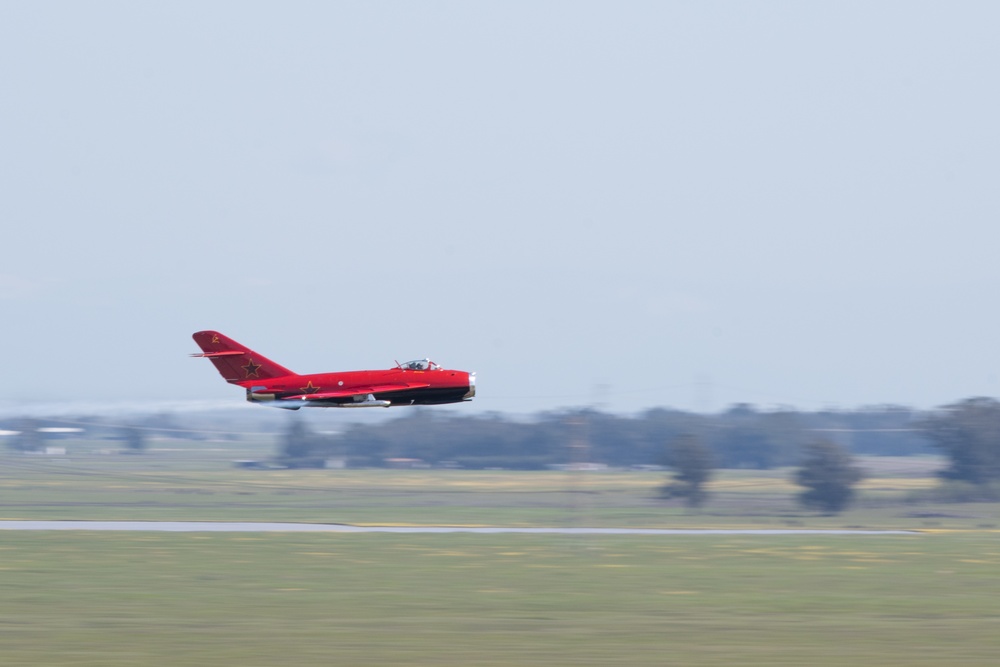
(401, 359, 440, 371)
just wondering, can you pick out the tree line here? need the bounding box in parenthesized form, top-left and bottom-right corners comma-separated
(276, 403, 931, 470)
(274, 398, 1000, 514)
(5, 397, 999, 509)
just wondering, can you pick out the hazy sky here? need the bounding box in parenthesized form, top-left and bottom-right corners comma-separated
(2, 2, 999, 416)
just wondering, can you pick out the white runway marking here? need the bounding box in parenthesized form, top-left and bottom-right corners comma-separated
(0, 521, 918, 535)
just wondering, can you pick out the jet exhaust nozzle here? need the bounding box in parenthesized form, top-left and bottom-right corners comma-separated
(247, 387, 277, 403)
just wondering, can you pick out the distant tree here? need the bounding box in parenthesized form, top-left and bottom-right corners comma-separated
(122, 426, 148, 453)
(793, 440, 864, 514)
(710, 404, 805, 469)
(660, 434, 715, 508)
(277, 419, 329, 468)
(8, 419, 44, 452)
(920, 397, 1000, 485)
(827, 405, 933, 456)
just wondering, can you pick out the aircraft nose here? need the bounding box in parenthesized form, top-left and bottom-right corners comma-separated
(464, 372, 476, 400)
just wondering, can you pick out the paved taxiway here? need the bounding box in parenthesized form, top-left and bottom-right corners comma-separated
(0, 521, 917, 535)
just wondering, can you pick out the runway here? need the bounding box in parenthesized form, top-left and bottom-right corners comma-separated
(0, 521, 918, 535)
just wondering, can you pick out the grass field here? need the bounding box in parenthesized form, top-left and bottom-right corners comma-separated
(1, 532, 998, 666)
(0, 445, 995, 530)
(1, 441, 999, 665)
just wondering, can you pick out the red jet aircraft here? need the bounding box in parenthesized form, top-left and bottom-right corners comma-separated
(191, 331, 475, 409)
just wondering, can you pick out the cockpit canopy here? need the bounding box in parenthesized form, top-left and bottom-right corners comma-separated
(399, 359, 442, 371)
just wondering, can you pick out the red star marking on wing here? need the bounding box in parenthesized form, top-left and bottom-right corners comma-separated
(243, 359, 262, 378)
(300, 381, 321, 394)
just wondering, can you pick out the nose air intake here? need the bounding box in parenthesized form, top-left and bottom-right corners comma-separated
(464, 372, 476, 400)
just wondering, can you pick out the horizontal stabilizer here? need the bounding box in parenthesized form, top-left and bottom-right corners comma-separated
(190, 351, 245, 358)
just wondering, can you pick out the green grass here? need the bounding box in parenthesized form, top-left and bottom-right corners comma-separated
(2, 447, 999, 665)
(0, 449, 996, 530)
(0, 532, 998, 666)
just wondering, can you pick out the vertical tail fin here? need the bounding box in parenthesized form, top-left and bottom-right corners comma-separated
(191, 331, 295, 384)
